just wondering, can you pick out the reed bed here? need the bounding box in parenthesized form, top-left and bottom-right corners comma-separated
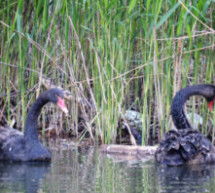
(0, 0, 214, 145)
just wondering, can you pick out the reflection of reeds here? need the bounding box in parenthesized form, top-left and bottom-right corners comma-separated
(0, 0, 214, 144)
(47, 144, 157, 193)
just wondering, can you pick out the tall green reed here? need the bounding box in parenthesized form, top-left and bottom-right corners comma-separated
(0, 0, 214, 144)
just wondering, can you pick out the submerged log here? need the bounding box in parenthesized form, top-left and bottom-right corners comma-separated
(100, 144, 157, 157)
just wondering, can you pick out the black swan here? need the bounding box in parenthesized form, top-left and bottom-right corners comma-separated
(155, 84, 215, 166)
(0, 88, 68, 162)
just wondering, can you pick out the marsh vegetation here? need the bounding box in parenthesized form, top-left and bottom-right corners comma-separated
(0, 0, 214, 145)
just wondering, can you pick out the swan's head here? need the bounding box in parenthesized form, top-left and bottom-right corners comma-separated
(48, 88, 68, 114)
(204, 84, 215, 111)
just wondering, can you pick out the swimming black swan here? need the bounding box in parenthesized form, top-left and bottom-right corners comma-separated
(0, 88, 68, 162)
(155, 84, 215, 166)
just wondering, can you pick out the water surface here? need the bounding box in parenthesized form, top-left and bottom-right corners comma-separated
(0, 140, 215, 193)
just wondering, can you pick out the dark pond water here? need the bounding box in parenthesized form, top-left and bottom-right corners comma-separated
(0, 140, 215, 193)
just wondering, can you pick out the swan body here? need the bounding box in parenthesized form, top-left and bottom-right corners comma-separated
(155, 84, 215, 166)
(0, 88, 68, 162)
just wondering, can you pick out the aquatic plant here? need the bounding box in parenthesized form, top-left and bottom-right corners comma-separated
(0, 0, 214, 144)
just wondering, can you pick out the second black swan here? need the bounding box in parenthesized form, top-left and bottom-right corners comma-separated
(155, 84, 215, 166)
(0, 88, 68, 162)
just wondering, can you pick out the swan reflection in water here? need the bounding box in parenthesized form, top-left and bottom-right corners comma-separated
(0, 162, 50, 192)
(155, 163, 215, 193)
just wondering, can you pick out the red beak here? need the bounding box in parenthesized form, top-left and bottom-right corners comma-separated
(208, 100, 214, 111)
(57, 96, 68, 114)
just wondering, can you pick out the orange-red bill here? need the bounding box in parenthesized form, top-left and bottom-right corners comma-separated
(208, 100, 214, 111)
(57, 96, 68, 114)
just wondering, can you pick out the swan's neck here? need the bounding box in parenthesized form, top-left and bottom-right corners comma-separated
(24, 94, 49, 142)
(171, 85, 214, 130)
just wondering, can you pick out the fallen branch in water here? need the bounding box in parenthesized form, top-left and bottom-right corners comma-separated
(100, 144, 157, 156)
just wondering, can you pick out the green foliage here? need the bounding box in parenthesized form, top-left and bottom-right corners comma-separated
(0, 0, 214, 144)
